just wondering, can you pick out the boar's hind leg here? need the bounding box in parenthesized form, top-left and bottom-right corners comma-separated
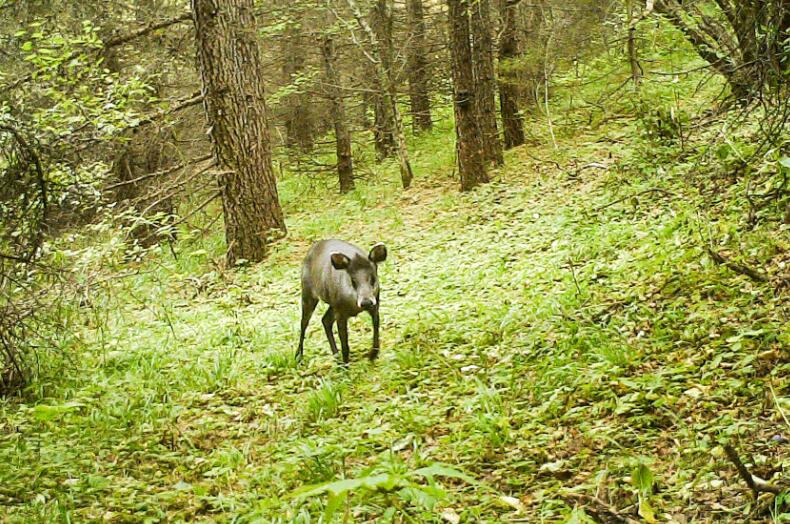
(296, 295, 318, 361)
(322, 307, 339, 356)
(337, 316, 351, 365)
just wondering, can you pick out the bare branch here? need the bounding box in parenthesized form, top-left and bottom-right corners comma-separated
(103, 12, 193, 48)
(723, 444, 785, 498)
(706, 248, 769, 283)
(132, 91, 204, 130)
(105, 153, 212, 190)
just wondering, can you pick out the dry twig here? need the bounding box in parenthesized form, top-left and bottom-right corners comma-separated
(723, 444, 785, 499)
(706, 248, 768, 283)
(593, 188, 673, 211)
(562, 493, 639, 524)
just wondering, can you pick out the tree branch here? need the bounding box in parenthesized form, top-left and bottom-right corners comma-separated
(74, 90, 203, 153)
(105, 153, 212, 190)
(2, 12, 193, 92)
(593, 188, 673, 211)
(104, 12, 193, 48)
(723, 444, 785, 498)
(562, 493, 639, 524)
(132, 90, 203, 129)
(706, 248, 769, 283)
(654, 1, 737, 79)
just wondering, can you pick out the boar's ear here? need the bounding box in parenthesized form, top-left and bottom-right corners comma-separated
(330, 252, 351, 270)
(369, 243, 387, 263)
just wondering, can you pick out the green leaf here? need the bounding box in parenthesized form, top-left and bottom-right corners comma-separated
(412, 464, 477, 484)
(779, 156, 790, 169)
(362, 473, 398, 491)
(638, 496, 657, 523)
(324, 490, 346, 520)
(31, 402, 82, 421)
(716, 144, 731, 160)
(632, 463, 654, 493)
(294, 471, 406, 502)
(86, 475, 110, 489)
(564, 507, 596, 524)
(293, 477, 364, 499)
(399, 486, 439, 510)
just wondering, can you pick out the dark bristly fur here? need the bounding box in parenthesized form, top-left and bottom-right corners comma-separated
(296, 239, 387, 364)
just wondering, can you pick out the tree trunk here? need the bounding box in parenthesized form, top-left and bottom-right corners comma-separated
(370, 0, 397, 158)
(448, 0, 489, 191)
(472, 0, 504, 165)
(517, 1, 545, 107)
(282, 23, 315, 152)
(192, 0, 286, 266)
(406, 0, 432, 133)
(775, 2, 790, 76)
(626, 0, 642, 87)
(655, 0, 789, 101)
(498, 0, 525, 149)
(389, 89, 415, 189)
(370, 66, 396, 159)
(112, 127, 178, 249)
(657, 2, 747, 98)
(321, 35, 355, 193)
(104, 45, 177, 249)
(347, 0, 414, 189)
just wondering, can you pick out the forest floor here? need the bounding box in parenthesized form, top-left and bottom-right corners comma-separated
(2, 113, 789, 522)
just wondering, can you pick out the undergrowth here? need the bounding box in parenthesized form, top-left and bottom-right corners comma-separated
(1, 43, 790, 524)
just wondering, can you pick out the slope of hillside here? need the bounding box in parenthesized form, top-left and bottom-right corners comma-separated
(1, 110, 789, 522)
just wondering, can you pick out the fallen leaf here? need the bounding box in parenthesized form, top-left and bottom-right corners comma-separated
(440, 508, 461, 524)
(499, 495, 527, 513)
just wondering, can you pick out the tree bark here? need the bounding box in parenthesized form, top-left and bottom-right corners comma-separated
(282, 21, 315, 152)
(321, 35, 355, 193)
(517, 1, 546, 107)
(371, 70, 396, 159)
(498, 0, 525, 149)
(654, 1, 747, 98)
(472, 0, 504, 165)
(192, 0, 286, 266)
(654, 0, 789, 101)
(347, 0, 414, 189)
(448, 0, 489, 191)
(406, 0, 433, 133)
(370, 0, 397, 159)
(627, 0, 642, 87)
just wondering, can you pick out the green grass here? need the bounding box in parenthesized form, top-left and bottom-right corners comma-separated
(2, 71, 790, 522)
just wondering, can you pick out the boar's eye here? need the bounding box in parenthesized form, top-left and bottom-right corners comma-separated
(369, 275, 376, 286)
(350, 277, 359, 288)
